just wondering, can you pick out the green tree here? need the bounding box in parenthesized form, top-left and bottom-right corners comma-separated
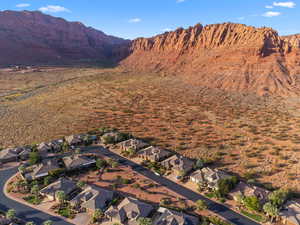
(92, 208, 103, 223)
(268, 189, 289, 208)
(195, 199, 208, 210)
(6, 209, 16, 220)
(29, 151, 40, 165)
(138, 217, 152, 225)
(111, 161, 119, 168)
(18, 165, 26, 173)
(44, 176, 52, 186)
(263, 202, 279, 222)
(56, 190, 66, 205)
(31, 184, 39, 198)
(217, 176, 238, 197)
(242, 196, 261, 212)
(25, 222, 36, 225)
(77, 180, 86, 189)
(127, 147, 136, 157)
(43, 220, 53, 225)
(195, 159, 204, 169)
(96, 159, 107, 169)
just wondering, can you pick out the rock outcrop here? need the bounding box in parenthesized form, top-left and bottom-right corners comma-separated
(0, 10, 130, 66)
(121, 23, 300, 96)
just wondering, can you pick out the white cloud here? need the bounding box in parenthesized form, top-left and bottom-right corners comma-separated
(176, 0, 186, 3)
(39, 5, 71, 13)
(237, 17, 245, 20)
(16, 3, 30, 8)
(262, 11, 282, 17)
(273, 1, 296, 8)
(265, 5, 274, 9)
(163, 28, 172, 32)
(129, 18, 141, 23)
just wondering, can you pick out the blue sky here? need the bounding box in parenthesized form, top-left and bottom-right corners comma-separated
(0, 0, 299, 39)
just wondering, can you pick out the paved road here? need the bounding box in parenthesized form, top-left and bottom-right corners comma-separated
(85, 146, 260, 225)
(0, 167, 74, 225)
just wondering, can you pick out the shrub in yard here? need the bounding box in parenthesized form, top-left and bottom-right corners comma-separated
(242, 196, 261, 212)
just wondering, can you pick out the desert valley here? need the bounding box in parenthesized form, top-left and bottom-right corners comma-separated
(1, 8, 300, 225)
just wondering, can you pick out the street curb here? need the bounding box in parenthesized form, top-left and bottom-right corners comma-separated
(3, 171, 76, 225)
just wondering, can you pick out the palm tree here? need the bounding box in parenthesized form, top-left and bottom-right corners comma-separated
(92, 208, 104, 223)
(6, 209, 16, 220)
(43, 220, 53, 225)
(138, 217, 152, 225)
(25, 222, 36, 225)
(195, 199, 208, 210)
(263, 202, 279, 222)
(55, 190, 66, 206)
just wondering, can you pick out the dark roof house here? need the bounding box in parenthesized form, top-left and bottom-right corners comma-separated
(63, 155, 96, 170)
(70, 185, 114, 211)
(40, 178, 78, 201)
(138, 146, 173, 162)
(161, 155, 194, 174)
(120, 139, 149, 152)
(23, 159, 60, 180)
(105, 197, 153, 225)
(153, 207, 199, 225)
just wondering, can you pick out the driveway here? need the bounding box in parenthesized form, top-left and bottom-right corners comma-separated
(0, 167, 74, 225)
(84, 145, 260, 225)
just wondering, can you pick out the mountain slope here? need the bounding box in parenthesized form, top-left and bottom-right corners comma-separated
(0, 10, 130, 66)
(121, 23, 300, 96)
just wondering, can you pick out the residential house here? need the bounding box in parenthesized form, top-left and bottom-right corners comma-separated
(190, 167, 231, 189)
(0, 148, 19, 163)
(138, 146, 173, 162)
(281, 201, 300, 225)
(65, 135, 84, 146)
(153, 207, 199, 225)
(70, 185, 114, 212)
(48, 139, 64, 152)
(161, 155, 194, 176)
(229, 182, 270, 204)
(40, 178, 78, 202)
(63, 155, 96, 171)
(37, 142, 51, 155)
(120, 139, 148, 152)
(22, 159, 61, 180)
(18, 147, 31, 161)
(105, 197, 153, 225)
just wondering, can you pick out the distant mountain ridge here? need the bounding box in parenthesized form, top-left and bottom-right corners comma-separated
(121, 23, 300, 96)
(1, 10, 300, 96)
(0, 10, 130, 66)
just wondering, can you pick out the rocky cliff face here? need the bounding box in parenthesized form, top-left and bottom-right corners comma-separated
(121, 23, 300, 96)
(0, 10, 130, 66)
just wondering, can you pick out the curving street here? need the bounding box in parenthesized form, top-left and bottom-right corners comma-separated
(0, 167, 74, 225)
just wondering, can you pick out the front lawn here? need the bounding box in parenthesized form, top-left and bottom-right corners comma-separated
(23, 195, 43, 205)
(240, 210, 267, 223)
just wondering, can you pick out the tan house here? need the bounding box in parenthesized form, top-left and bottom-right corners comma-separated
(40, 178, 78, 202)
(70, 185, 114, 212)
(153, 207, 199, 225)
(105, 197, 153, 225)
(120, 139, 149, 152)
(281, 201, 300, 225)
(62, 155, 96, 171)
(0, 148, 19, 163)
(22, 159, 61, 180)
(138, 146, 173, 162)
(65, 134, 84, 146)
(190, 167, 231, 189)
(229, 182, 270, 203)
(161, 155, 194, 176)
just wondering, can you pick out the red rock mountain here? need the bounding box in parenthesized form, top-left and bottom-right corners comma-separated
(121, 23, 300, 96)
(0, 10, 130, 66)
